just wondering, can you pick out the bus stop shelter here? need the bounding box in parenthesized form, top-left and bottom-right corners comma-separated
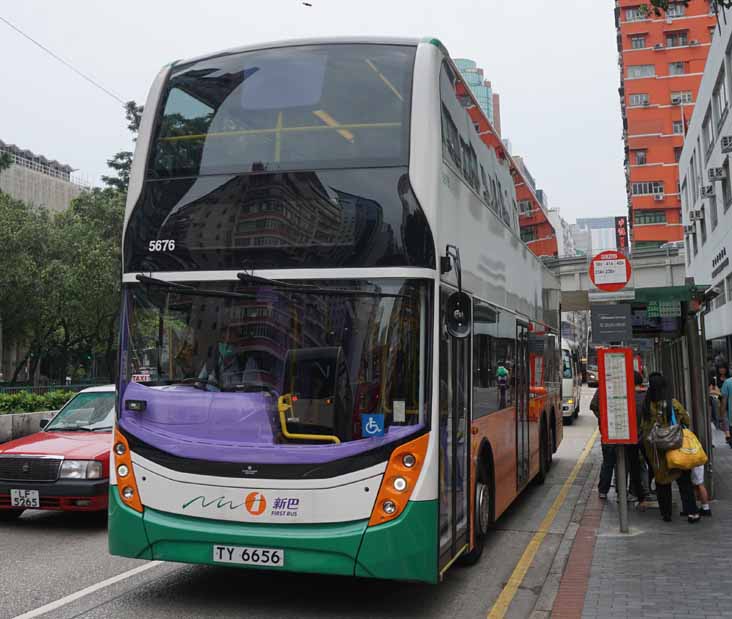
(544, 248, 716, 492)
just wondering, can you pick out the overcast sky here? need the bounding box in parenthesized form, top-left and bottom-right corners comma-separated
(0, 0, 625, 224)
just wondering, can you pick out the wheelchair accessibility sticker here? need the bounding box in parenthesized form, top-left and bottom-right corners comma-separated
(361, 413, 385, 437)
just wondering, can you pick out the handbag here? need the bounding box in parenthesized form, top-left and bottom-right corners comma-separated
(647, 400, 683, 451)
(666, 429, 708, 470)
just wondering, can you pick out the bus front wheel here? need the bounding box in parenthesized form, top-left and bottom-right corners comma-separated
(459, 470, 492, 566)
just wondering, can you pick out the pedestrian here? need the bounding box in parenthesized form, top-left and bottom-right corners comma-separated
(497, 362, 509, 409)
(722, 373, 732, 447)
(709, 360, 729, 435)
(640, 372, 701, 523)
(628, 371, 649, 506)
(589, 371, 647, 504)
(589, 387, 616, 500)
(685, 464, 712, 517)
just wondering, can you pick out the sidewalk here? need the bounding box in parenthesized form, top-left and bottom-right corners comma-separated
(554, 428, 732, 619)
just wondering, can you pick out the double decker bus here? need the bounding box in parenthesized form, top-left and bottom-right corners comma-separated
(110, 37, 562, 583)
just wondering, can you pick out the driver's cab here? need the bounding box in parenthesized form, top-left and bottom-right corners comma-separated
(278, 347, 354, 443)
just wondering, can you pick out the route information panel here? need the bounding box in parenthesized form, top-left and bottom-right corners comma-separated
(598, 347, 637, 444)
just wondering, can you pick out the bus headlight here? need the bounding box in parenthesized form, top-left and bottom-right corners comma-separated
(113, 427, 143, 513)
(382, 500, 397, 515)
(368, 433, 429, 527)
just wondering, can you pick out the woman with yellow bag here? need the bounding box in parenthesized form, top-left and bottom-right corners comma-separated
(640, 372, 701, 523)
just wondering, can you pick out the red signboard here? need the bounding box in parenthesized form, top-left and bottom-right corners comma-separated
(589, 250, 632, 292)
(598, 348, 638, 444)
(614, 216, 629, 254)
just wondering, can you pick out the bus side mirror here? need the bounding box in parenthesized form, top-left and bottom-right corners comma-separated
(446, 291, 472, 339)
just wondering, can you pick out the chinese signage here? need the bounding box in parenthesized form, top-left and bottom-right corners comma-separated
(614, 216, 629, 254)
(598, 348, 638, 444)
(589, 250, 632, 292)
(591, 303, 632, 344)
(646, 300, 681, 318)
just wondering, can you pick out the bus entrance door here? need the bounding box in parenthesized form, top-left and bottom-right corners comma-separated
(438, 290, 470, 570)
(516, 322, 530, 489)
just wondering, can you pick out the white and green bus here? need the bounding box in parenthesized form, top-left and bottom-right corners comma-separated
(109, 37, 562, 583)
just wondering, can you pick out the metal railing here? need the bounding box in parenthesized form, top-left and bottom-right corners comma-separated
(0, 147, 91, 188)
(0, 380, 112, 396)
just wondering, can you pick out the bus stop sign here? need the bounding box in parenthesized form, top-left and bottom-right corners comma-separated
(589, 250, 632, 292)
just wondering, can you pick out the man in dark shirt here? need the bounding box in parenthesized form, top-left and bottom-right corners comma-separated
(590, 371, 646, 503)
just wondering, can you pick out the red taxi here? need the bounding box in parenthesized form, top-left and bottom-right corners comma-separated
(0, 385, 114, 519)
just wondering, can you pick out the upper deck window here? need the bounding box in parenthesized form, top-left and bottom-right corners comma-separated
(149, 44, 415, 178)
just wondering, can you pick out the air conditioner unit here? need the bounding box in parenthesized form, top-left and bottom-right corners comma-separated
(643, 101, 651, 106)
(685, 224, 696, 235)
(722, 136, 732, 153)
(691, 40, 699, 45)
(671, 96, 681, 105)
(701, 185, 716, 197)
(709, 167, 726, 181)
(654, 193, 665, 201)
(654, 43, 664, 49)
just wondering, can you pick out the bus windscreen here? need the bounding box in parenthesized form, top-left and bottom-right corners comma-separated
(150, 44, 415, 178)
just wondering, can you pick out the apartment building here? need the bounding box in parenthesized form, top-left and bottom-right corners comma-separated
(679, 3, 732, 361)
(615, 0, 716, 248)
(456, 60, 558, 257)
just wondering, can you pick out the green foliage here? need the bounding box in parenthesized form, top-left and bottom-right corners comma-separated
(0, 186, 124, 383)
(0, 100, 140, 384)
(102, 100, 143, 191)
(0, 153, 12, 173)
(101, 151, 133, 191)
(0, 390, 76, 414)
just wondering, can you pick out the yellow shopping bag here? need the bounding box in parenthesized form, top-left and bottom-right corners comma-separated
(666, 429, 708, 470)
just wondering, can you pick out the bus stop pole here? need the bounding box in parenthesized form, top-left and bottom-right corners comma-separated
(616, 444, 629, 533)
(689, 311, 713, 497)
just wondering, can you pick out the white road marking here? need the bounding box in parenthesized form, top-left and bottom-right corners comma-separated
(13, 561, 163, 619)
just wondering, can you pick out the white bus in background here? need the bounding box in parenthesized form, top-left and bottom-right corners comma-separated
(561, 342, 581, 425)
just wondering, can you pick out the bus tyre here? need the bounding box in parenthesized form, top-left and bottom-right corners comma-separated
(563, 414, 574, 426)
(459, 473, 491, 566)
(0, 509, 23, 521)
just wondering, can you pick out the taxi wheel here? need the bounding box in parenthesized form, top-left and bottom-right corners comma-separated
(0, 509, 24, 521)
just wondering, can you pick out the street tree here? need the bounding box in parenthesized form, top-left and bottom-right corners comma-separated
(101, 100, 144, 191)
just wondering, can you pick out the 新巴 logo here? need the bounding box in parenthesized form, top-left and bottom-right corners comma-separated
(244, 491, 267, 516)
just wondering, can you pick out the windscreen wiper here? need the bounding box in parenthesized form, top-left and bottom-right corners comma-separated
(162, 377, 224, 391)
(135, 274, 254, 300)
(51, 426, 95, 432)
(236, 272, 408, 298)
